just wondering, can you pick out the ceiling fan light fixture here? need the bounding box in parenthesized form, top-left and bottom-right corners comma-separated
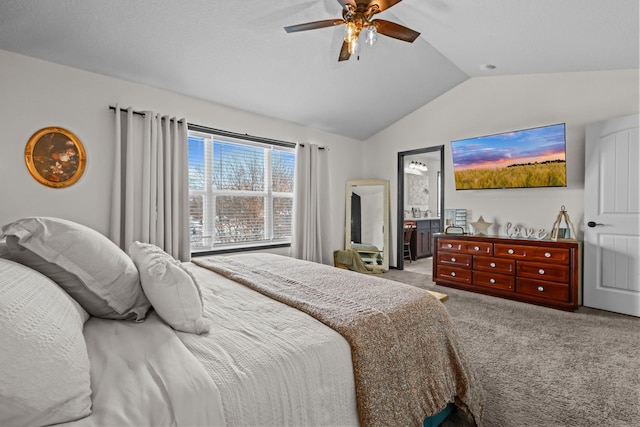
(365, 26, 377, 46)
(348, 39, 360, 55)
(284, 0, 419, 62)
(345, 20, 362, 55)
(345, 21, 357, 42)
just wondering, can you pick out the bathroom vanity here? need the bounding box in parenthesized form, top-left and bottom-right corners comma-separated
(405, 218, 441, 260)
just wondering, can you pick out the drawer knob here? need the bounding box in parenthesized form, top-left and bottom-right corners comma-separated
(508, 249, 514, 254)
(490, 262, 496, 268)
(451, 272, 456, 277)
(490, 278, 496, 284)
(537, 286, 544, 292)
(538, 269, 545, 275)
(447, 243, 453, 248)
(451, 257, 457, 262)
(544, 252, 552, 258)
(474, 246, 480, 251)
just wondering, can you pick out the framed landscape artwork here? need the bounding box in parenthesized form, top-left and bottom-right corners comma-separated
(25, 126, 86, 188)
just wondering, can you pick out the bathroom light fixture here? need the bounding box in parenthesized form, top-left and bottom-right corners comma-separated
(409, 161, 428, 172)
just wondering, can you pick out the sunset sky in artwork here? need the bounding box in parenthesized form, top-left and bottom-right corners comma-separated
(451, 124, 566, 171)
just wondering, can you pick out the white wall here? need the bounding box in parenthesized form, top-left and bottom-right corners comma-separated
(0, 49, 364, 258)
(364, 70, 640, 266)
(3, 49, 637, 266)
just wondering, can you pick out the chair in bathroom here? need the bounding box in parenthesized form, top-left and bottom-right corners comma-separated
(403, 221, 415, 262)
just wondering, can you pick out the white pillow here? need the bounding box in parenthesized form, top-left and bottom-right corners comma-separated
(129, 241, 210, 334)
(1, 217, 150, 320)
(0, 258, 92, 426)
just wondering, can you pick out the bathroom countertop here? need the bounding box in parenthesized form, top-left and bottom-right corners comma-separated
(404, 217, 441, 221)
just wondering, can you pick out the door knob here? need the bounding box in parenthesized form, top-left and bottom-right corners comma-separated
(587, 221, 604, 228)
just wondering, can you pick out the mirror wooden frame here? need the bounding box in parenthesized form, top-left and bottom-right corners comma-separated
(345, 179, 390, 271)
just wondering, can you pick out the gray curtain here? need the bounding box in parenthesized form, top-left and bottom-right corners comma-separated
(110, 106, 190, 261)
(291, 143, 332, 264)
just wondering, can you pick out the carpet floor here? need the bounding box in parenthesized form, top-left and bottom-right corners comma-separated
(382, 269, 639, 427)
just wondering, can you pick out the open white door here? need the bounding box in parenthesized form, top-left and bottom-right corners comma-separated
(584, 114, 640, 317)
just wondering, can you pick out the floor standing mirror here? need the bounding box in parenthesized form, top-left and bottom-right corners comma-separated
(345, 180, 390, 271)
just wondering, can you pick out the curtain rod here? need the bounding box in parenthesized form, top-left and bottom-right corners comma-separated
(110, 105, 326, 150)
(298, 144, 327, 150)
(109, 105, 185, 123)
(189, 123, 326, 151)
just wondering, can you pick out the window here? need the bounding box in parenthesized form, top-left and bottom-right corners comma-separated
(188, 128, 295, 254)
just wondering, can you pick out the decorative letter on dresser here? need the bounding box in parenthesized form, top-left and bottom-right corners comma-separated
(433, 235, 582, 311)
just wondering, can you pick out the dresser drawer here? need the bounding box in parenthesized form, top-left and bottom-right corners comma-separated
(438, 240, 465, 252)
(474, 255, 515, 275)
(473, 271, 514, 292)
(438, 239, 492, 255)
(436, 266, 472, 284)
(494, 243, 528, 259)
(437, 252, 472, 268)
(494, 243, 570, 264)
(516, 278, 569, 302)
(527, 247, 570, 264)
(464, 241, 493, 255)
(517, 261, 570, 283)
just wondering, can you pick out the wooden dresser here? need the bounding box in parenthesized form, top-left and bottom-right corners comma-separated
(432, 234, 582, 311)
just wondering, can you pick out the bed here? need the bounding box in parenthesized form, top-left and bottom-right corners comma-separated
(0, 217, 484, 427)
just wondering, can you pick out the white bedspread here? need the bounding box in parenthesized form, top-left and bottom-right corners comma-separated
(60, 262, 358, 427)
(59, 312, 226, 427)
(178, 262, 360, 427)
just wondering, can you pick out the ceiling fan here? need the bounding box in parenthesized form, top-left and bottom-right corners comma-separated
(284, 0, 420, 61)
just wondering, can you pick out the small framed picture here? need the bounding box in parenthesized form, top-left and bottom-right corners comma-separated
(25, 127, 86, 188)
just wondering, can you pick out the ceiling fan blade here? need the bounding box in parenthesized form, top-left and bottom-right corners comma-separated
(367, 0, 403, 14)
(373, 19, 420, 42)
(284, 19, 344, 33)
(338, 40, 351, 61)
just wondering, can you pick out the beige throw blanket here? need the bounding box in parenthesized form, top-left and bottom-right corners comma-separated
(193, 254, 483, 427)
(334, 248, 384, 274)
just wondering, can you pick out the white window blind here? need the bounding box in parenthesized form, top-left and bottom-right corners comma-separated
(188, 130, 295, 253)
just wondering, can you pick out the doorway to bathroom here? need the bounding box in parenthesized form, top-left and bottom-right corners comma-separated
(396, 146, 444, 271)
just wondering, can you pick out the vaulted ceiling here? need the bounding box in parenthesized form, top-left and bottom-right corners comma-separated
(0, 0, 637, 140)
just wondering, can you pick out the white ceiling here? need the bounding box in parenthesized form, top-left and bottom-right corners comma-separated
(0, 0, 637, 140)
